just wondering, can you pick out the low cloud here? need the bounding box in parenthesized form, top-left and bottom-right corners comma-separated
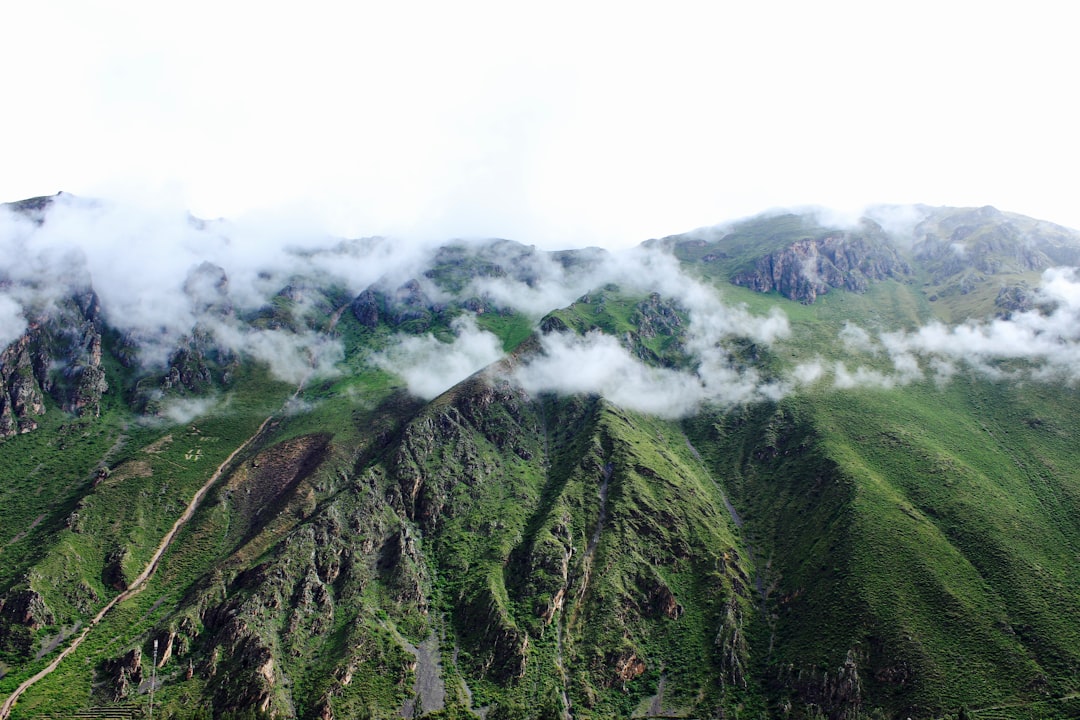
(790, 360, 825, 386)
(512, 289, 790, 419)
(513, 331, 705, 418)
(0, 195, 439, 396)
(839, 322, 878, 355)
(207, 321, 344, 386)
(156, 395, 225, 426)
(820, 267, 1080, 390)
(21, 194, 1080, 421)
(375, 314, 504, 399)
(0, 294, 26, 350)
(879, 267, 1080, 383)
(0, 195, 435, 369)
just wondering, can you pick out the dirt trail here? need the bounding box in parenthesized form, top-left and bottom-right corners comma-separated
(0, 303, 352, 720)
(0, 407, 282, 720)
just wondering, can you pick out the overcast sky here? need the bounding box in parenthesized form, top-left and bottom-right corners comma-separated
(2, 1, 1077, 249)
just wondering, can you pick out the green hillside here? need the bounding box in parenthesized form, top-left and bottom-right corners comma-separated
(4, 201, 1080, 719)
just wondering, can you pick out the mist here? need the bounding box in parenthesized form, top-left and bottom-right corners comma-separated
(508, 264, 792, 418)
(815, 267, 1080, 390)
(0, 194, 438, 382)
(10, 193, 1080, 423)
(374, 315, 504, 399)
(0, 295, 25, 350)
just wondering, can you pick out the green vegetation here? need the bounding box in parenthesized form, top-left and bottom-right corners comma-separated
(6, 207, 1080, 719)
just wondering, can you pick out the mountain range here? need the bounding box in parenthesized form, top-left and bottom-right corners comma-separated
(2, 194, 1080, 720)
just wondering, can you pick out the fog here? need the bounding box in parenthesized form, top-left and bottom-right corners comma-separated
(7, 195, 1080, 420)
(818, 268, 1080, 390)
(373, 315, 504, 399)
(0, 194, 436, 381)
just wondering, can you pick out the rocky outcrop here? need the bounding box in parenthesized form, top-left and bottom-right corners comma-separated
(732, 223, 911, 303)
(914, 205, 1080, 285)
(183, 262, 233, 317)
(351, 279, 440, 331)
(781, 649, 864, 720)
(0, 288, 110, 434)
(201, 604, 281, 714)
(0, 336, 46, 436)
(0, 587, 56, 630)
(995, 284, 1037, 318)
(633, 293, 683, 340)
(102, 547, 131, 591)
(102, 647, 143, 701)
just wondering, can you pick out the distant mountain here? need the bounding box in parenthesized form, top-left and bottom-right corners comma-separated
(3, 196, 1080, 720)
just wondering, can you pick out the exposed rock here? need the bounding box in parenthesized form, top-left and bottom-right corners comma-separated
(183, 261, 232, 316)
(0, 588, 55, 629)
(351, 279, 438, 330)
(351, 288, 381, 328)
(613, 650, 646, 684)
(914, 206, 1080, 287)
(715, 595, 748, 689)
(0, 336, 46, 437)
(0, 288, 111, 425)
(155, 631, 176, 666)
(102, 646, 143, 701)
(731, 222, 910, 303)
(102, 547, 131, 591)
(633, 293, 683, 340)
(780, 649, 864, 720)
(994, 284, 1036, 318)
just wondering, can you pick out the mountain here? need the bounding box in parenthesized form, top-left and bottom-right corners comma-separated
(3, 196, 1080, 720)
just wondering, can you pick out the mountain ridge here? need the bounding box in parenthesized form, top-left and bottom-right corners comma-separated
(3, 197, 1080, 719)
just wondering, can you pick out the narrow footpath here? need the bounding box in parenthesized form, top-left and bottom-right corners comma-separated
(0, 409, 280, 720)
(1, 305, 350, 720)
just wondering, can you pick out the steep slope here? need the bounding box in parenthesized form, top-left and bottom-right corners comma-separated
(685, 379, 1080, 719)
(6, 198, 1080, 720)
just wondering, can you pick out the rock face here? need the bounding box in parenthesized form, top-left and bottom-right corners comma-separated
(731, 221, 911, 303)
(913, 206, 1080, 276)
(351, 279, 440, 331)
(0, 289, 109, 436)
(912, 206, 1080, 300)
(0, 336, 46, 436)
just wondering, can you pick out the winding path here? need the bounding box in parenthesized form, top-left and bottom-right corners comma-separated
(0, 410, 279, 720)
(0, 299, 356, 720)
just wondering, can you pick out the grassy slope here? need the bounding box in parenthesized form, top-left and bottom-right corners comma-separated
(682, 268, 1080, 717)
(8, 219, 1080, 720)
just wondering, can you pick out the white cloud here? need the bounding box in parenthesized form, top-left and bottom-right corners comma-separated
(157, 395, 225, 426)
(833, 267, 1080, 389)
(791, 360, 825, 386)
(512, 331, 705, 418)
(511, 283, 792, 418)
(374, 315, 504, 399)
(0, 294, 27, 350)
(839, 323, 878, 355)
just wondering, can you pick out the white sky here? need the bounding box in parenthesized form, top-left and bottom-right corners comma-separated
(2, 1, 1078, 249)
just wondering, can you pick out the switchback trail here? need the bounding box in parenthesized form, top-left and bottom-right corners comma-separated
(0, 406, 282, 720)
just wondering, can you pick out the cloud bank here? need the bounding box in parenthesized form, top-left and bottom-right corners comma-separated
(0, 195, 441, 382)
(0, 294, 25, 350)
(374, 315, 504, 399)
(510, 266, 792, 417)
(808, 268, 1080, 391)
(8, 194, 1080, 421)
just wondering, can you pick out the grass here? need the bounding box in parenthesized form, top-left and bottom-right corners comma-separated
(684, 372, 1080, 716)
(9, 216, 1080, 719)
